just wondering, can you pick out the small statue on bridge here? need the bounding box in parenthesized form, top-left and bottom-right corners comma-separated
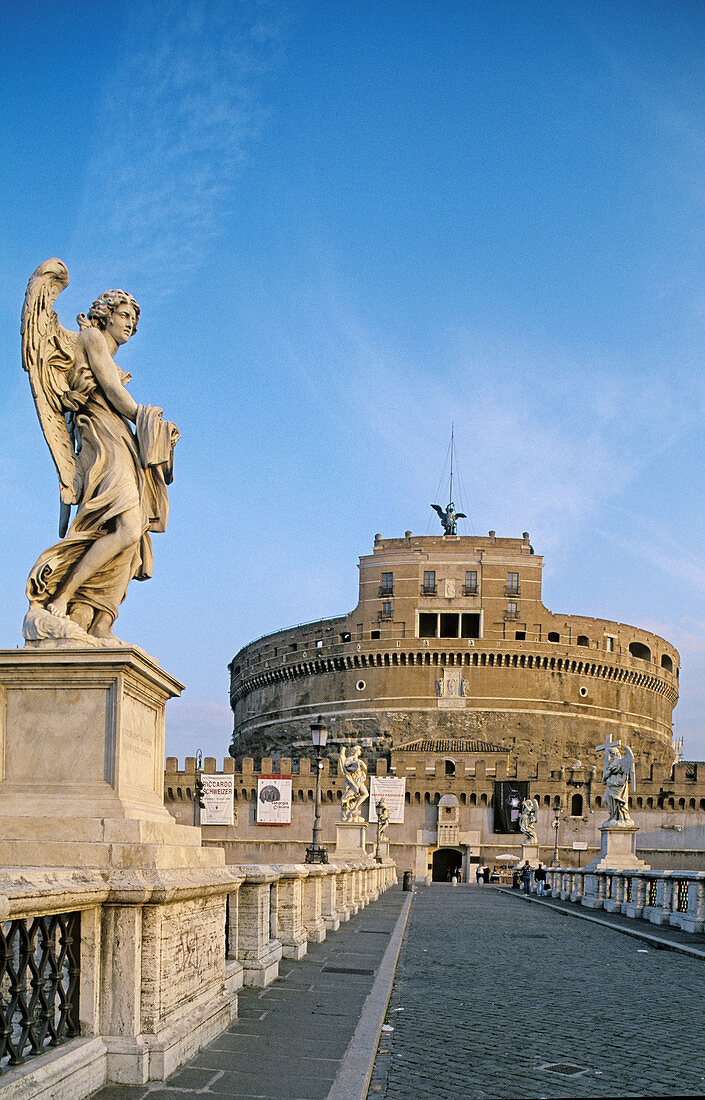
(519, 797, 539, 843)
(595, 733, 635, 825)
(339, 744, 369, 823)
(431, 501, 466, 536)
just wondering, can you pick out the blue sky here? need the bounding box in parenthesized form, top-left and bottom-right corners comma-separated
(3, 0, 705, 761)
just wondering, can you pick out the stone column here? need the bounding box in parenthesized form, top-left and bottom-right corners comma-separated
(236, 869, 282, 986)
(320, 867, 341, 932)
(270, 865, 309, 959)
(624, 873, 647, 919)
(680, 874, 705, 934)
(303, 866, 327, 943)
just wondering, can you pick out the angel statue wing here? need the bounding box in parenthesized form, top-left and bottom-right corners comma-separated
(532, 797, 540, 817)
(431, 504, 446, 521)
(623, 745, 636, 791)
(21, 258, 83, 533)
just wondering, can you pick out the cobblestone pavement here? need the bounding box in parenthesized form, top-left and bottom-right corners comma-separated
(369, 884, 705, 1099)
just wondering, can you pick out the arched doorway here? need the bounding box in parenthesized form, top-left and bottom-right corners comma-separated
(432, 848, 463, 882)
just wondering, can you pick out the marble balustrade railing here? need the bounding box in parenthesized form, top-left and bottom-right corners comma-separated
(0, 857, 397, 1086)
(544, 867, 705, 934)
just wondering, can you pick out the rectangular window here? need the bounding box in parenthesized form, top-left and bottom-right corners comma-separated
(507, 572, 519, 592)
(464, 570, 478, 594)
(371, 629, 381, 640)
(380, 571, 394, 594)
(381, 601, 392, 618)
(440, 613, 459, 637)
(506, 601, 518, 616)
(423, 570, 436, 594)
(419, 612, 438, 638)
(605, 635, 615, 653)
(461, 613, 480, 638)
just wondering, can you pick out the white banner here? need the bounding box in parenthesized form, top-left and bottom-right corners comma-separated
(201, 774, 234, 825)
(257, 776, 292, 825)
(369, 777, 406, 823)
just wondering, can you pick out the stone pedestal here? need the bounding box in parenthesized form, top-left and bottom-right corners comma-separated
(0, 646, 236, 1090)
(375, 839, 390, 860)
(586, 823, 650, 873)
(333, 821, 368, 860)
(0, 647, 222, 870)
(520, 840, 540, 867)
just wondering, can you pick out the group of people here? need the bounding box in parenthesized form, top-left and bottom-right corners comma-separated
(474, 861, 549, 895)
(475, 865, 501, 884)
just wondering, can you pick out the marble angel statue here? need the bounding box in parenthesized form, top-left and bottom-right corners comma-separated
(21, 258, 179, 647)
(339, 744, 369, 822)
(602, 743, 635, 825)
(519, 797, 539, 843)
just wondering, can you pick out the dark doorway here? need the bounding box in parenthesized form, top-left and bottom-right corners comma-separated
(432, 848, 463, 882)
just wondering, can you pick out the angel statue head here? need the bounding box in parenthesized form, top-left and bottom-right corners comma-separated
(77, 289, 141, 339)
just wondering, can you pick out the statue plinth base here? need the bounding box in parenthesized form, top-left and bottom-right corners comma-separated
(333, 821, 368, 860)
(0, 647, 222, 870)
(586, 822, 650, 873)
(520, 841, 540, 867)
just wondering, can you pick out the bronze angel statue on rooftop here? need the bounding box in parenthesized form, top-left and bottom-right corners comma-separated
(21, 258, 179, 647)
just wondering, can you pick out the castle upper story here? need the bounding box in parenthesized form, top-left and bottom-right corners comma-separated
(230, 530, 679, 680)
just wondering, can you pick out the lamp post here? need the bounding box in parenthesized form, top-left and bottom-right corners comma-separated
(551, 805, 560, 867)
(194, 748, 204, 827)
(305, 716, 329, 864)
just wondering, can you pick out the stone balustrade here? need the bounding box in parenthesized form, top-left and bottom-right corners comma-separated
(0, 857, 396, 1097)
(545, 867, 705, 934)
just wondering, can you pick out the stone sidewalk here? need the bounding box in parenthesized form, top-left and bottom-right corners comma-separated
(369, 883, 705, 1099)
(92, 886, 410, 1100)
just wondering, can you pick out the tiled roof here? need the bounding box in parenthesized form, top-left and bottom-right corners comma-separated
(393, 738, 507, 754)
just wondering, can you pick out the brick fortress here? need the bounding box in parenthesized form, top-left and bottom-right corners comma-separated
(165, 530, 705, 877)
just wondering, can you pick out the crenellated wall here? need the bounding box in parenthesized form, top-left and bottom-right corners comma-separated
(165, 754, 705, 873)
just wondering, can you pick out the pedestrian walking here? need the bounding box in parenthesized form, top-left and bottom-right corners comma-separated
(535, 863, 546, 896)
(476, 864, 484, 884)
(520, 861, 532, 894)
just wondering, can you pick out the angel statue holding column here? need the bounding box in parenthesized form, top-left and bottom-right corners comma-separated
(596, 734, 635, 825)
(20, 258, 179, 647)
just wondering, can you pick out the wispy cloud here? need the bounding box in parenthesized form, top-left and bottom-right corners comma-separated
(71, 0, 288, 294)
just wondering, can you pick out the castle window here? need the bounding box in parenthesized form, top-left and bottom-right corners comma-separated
(461, 613, 480, 638)
(506, 572, 519, 595)
(440, 613, 459, 638)
(445, 760, 456, 777)
(661, 654, 673, 672)
(422, 570, 436, 595)
(380, 602, 393, 619)
(629, 642, 651, 662)
(605, 635, 615, 653)
(570, 793, 583, 817)
(380, 572, 394, 596)
(577, 635, 589, 647)
(419, 613, 438, 638)
(340, 632, 351, 642)
(505, 602, 518, 619)
(515, 631, 526, 641)
(464, 570, 478, 595)
(547, 632, 560, 643)
(371, 629, 380, 640)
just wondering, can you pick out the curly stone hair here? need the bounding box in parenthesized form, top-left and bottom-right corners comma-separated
(77, 289, 140, 332)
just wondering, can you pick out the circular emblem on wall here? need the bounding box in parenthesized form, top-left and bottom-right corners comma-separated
(259, 784, 281, 803)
